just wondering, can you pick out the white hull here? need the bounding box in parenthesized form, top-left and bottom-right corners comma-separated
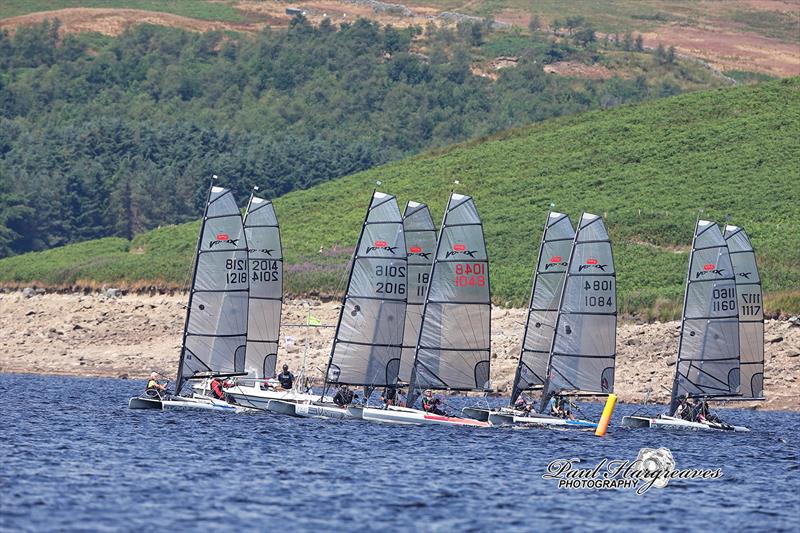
(462, 406, 596, 429)
(128, 394, 254, 413)
(362, 406, 492, 427)
(267, 400, 363, 420)
(622, 415, 749, 432)
(222, 383, 332, 410)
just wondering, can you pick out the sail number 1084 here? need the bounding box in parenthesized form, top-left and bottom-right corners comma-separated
(455, 263, 485, 287)
(583, 280, 613, 307)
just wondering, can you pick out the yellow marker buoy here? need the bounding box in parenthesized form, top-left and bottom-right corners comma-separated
(595, 394, 617, 436)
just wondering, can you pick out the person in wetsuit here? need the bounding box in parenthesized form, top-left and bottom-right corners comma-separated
(277, 364, 295, 390)
(421, 390, 446, 416)
(380, 385, 397, 407)
(333, 385, 355, 407)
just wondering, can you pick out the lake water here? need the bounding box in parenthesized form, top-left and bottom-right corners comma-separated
(1, 373, 798, 532)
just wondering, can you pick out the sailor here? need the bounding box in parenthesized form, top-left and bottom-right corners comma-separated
(333, 385, 354, 407)
(145, 372, 167, 397)
(697, 399, 720, 423)
(421, 389, 445, 416)
(380, 385, 397, 408)
(544, 391, 559, 416)
(674, 394, 693, 420)
(210, 378, 225, 400)
(277, 364, 295, 390)
(514, 395, 533, 414)
(557, 396, 576, 420)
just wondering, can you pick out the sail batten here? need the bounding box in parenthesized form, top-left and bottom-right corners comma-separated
(407, 193, 491, 405)
(540, 213, 616, 407)
(325, 191, 407, 387)
(243, 195, 283, 379)
(176, 185, 249, 394)
(670, 219, 740, 413)
(511, 212, 575, 403)
(398, 202, 437, 383)
(724, 225, 764, 399)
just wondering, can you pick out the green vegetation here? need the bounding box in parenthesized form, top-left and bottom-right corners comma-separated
(0, 1, 248, 22)
(0, 18, 725, 257)
(724, 70, 778, 85)
(2, 78, 798, 319)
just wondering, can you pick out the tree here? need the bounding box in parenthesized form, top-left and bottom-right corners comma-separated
(666, 45, 676, 64)
(528, 15, 542, 34)
(565, 16, 585, 34)
(656, 43, 666, 64)
(635, 34, 644, 52)
(623, 31, 633, 51)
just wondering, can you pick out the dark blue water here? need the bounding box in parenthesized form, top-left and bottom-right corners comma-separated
(1, 374, 798, 532)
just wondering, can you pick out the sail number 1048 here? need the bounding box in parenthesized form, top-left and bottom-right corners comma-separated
(455, 263, 485, 287)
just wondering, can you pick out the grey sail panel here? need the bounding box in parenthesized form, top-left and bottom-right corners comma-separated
(410, 193, 491, 397)
(243, 195, 282, 378)
(399, 202, 437, 383)
(543, 213, 616, 399)
(511, 212, 574, 402)
(326, 191, 407, 387)
(672, 220, 740, 407)
(176, 185, 249, 394)
(725, 225, 763, 398)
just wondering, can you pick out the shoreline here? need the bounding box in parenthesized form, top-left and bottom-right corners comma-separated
(1, 292, 798, 411)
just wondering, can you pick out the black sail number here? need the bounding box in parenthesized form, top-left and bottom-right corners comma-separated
(225, 258, 247, 284)
(712, 287, 736, 313)
(375, 264, 406, 295)
(251, 259, 279, 282)
(583, 279, 613, 307)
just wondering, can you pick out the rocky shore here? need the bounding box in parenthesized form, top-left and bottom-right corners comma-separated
(1, 292, 797, 410)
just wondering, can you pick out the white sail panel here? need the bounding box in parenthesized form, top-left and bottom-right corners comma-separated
(398, 202, 437, 383)
(725, 225, 763, 398)
(672, 220, 740, 408)
(409, 193, 491, 399)
(243, 195, 282, 378)
(512, 212, 574, 402)
(326, 191, 407, 386)
(543, 213, 616, 399)
(176, 185, 249, 394)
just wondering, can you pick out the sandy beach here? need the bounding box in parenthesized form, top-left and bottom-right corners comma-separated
(1, 292, 797, 410)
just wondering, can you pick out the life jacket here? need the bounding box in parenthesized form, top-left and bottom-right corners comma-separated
(146, 379, 158, 391)
(210, 379, 224, 399)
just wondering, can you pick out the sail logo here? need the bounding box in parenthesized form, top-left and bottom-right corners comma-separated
(408, 246, 431, 259)
(545, 255, 568, 270)
(578, 258, 607, 272)
(248, 248, 274, 256)
(209, 233, 239, 248)
(737, 272, 752, 279)
(446, 243, 477, 258)
(696, 264, 725, 278)
(366, 240, 398, 254)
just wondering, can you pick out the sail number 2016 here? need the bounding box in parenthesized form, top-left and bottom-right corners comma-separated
(375, 265, 406, 295)
(225, 258, 247, 284)
(583, 280, 613, 307)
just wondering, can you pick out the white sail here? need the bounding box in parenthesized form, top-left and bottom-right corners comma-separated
(176, 185, 249, 394)
(541, 213, 616, 404)
(407, 193, 491, 406)
(670, 220, 740, 413)
(511, 212, 574, 403)
(398, 201, 437, 383)
(243, 195, 282, 378)
(725, 225, 764, 399)
(324, 191, 407, 387)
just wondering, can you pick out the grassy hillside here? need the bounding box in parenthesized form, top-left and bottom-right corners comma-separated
(2, 78, 798, 318)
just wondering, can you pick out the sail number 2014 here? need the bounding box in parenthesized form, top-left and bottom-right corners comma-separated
(251, 259, 279, 282)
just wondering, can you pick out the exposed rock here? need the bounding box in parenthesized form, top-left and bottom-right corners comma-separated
(22, 287, 36, 298)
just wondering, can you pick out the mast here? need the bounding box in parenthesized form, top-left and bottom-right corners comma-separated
(511, 211, 574, 405)
(725, 225, 764, 399)
(322, 190, 407, 395)
(243, 188, 283, 379)
(398, 201, 437, 384)
(669, 219, 740, 414)
(407, 192, 491, 407)
(539, 213, 616, 412)
(175, 182, 250, 395)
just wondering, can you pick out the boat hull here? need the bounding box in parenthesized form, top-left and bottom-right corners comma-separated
(267, 400, 363, 420)
(622, 415, 749, 432)
(363, 406, 491, 427)
(463, 407, 596, 429)
(128, 395, 254, 413)
(223, 384, 332, 410)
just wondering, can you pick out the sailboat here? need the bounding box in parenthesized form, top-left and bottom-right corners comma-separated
(129, 184, 253, 412)
(462, 211, 575, 422)
(267, 190, 408, 419)
(622, 220, 750, 431)
(220, 192, 332, 409)
(362, 192, 492, 427)
(488, 213, 616, 428)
